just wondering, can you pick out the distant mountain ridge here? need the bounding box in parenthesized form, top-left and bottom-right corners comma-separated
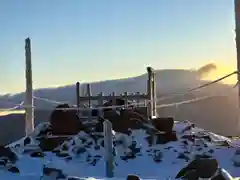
(0, 63, 239, 145)
(0, 63, 233, 109)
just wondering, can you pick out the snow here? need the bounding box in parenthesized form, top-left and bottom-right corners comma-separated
(0, 120, 240, 179)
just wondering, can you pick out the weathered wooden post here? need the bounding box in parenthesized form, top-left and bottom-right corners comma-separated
(112, 92, 116, 106)
(98, 92, 104, 106)
(147, 67, 153, 119)
(86, 84, 92, 108)
(76, 82, 80, 112)
(152, 70, 157, 117)
(103, 120, 114, 178)
(98, 92, 104, 117)
(25, 38, 34, 136)
(124, 92, 128, 108)
(136, 92, 140, 107)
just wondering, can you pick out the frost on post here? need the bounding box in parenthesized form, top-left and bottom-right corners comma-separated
(103, 120, 114, 178)
(25, 38, 34, 135)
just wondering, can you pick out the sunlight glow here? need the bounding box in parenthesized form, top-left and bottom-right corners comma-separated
(201, 62, 237, 84)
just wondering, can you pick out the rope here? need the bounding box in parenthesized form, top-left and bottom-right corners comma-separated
(19, 86, 236, 111)
(0, 101, 24, 112)
(33, 96, 77, 107)
(154, 70, 238, 102)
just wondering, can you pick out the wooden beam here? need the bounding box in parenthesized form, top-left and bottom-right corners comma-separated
(78, 94, 148, 101)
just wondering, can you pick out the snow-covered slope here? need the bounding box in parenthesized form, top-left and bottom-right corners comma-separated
(0, 120, 240, 179)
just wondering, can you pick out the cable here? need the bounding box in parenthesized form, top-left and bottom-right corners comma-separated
(154, 70, 238, 102)
(21, 86, 236, 111)
(33, 96, 77, 107)
(27, 71, 237, 111)
(0, 101, 24, 112)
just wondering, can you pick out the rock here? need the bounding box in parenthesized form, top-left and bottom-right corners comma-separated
(43, 166, 67, 179)
(212, 168, 234, 180)
(30, 151, 45, 158)
(126, 174, 140, 180)
(176, 158, 218, 179)
(151, 117, 174, 133)
(182, 170, 198, 180)
(155, 132, 178, 144)
(36, 123, 52, 137)
(181, 124, 195, 133)
(39, 137, 68, 151)
(23, 137, 31, 146)
(50, 104, 85, 135)
(0, 146, 17, 163)
(8, 166, 20, 173)
(102, 109, 148, 134)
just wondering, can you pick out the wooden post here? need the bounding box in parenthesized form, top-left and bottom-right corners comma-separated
(136, 92, 140, 107)
(103, 120, 114, 178)
(124, 92, 128, 108)
(86, 84, 92, 108)
(147, 67, 153, 119)
(76, 82, 80, 112)
(235, 0, 240, 134)
(98, 92, 104, 106)
(98, 92, 104, 117)
(25, 38, 34, 136)
(152, 70, 157, 117)
(112, 92, 116, 105)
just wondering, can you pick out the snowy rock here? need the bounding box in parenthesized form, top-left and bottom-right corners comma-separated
(0, 119, 239, 179)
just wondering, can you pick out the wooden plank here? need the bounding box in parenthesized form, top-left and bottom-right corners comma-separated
(78, 94, 148, 101)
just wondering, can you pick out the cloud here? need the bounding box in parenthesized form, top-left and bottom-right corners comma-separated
(197, 63, 217, 77)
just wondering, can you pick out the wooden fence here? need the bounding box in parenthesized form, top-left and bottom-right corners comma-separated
(76, 67, 157, 118)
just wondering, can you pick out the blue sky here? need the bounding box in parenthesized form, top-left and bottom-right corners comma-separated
(0, 0, 237, 93)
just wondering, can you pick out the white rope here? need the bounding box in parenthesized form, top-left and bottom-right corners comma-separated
(153, 71, 238, 103)
(19, 88, 235, 111)
(33, 96, 77, 106)
(0, 101, 24, 112)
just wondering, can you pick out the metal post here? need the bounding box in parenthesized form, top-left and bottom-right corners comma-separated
(103, 120, 114, 178)
(25, 38, 34, 135)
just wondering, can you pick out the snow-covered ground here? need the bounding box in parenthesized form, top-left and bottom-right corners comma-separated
(0, 120, 240, 179)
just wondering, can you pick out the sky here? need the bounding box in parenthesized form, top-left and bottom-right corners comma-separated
(0, 0, 237, 93)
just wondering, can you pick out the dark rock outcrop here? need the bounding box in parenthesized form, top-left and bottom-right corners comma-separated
(126, 174, 140, 180)
(176, 158, 219, 179)
(43, 166, 67, 179)
(50, 104, 85, 135)
(0, 146, 17, 163)
(151, 117, 174, 133)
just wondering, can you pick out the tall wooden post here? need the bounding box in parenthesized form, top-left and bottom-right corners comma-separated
(25, 38, 34, 135)
(147, 67, 153, 119)
(103, 120, 114, 178)
(76, 82, 80, 112)
(235, 0, 240, 134)
(152, 70, 157, 117)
